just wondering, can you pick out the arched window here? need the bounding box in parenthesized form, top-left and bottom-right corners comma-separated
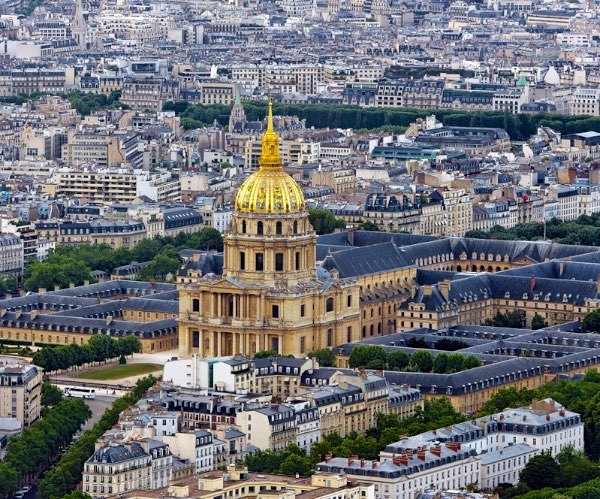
(257, 221, 263, 235)
(255, 253, 264, 271)
(362, 326, 366, 338)
(326, 297, 334, 312)
(370, 324, 374, 336)
(327, 328, 333, 347)
(293, 221, 298, 234)
(241, 220, 247, 234)
(276, 221, 282, 235)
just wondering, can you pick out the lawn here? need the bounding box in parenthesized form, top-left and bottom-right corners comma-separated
(78, 363, 162, 381)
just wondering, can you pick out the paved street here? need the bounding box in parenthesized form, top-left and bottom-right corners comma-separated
(82, 394, 118, 430)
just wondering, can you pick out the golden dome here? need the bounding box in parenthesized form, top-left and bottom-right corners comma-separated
(235, 100, 306, 214)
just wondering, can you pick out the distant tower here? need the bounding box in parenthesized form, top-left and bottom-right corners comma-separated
(228, 85, 247, 133)
(72, 0, 86, 50)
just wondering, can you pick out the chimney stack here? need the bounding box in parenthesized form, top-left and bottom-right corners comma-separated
(445, 442, 461, 452)
(360, 459, 365, 468)
(417, 449, 426, 461)
(325, 453, 333, 462)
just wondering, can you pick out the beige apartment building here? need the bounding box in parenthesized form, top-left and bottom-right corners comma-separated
(200, 82, 236, 105)
(51, 169, 138, 204)
(311, 168, 357, 194)
(61, 131, 129, 168)
(0, 235, 24, 278)
(0, 364, 43, 428)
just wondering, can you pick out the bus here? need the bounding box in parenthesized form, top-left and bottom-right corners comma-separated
(64, 387, 96, 399)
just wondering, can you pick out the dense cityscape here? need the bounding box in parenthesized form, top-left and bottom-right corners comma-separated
(4, 0, 600, 498)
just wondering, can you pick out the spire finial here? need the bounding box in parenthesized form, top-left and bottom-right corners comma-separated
(267, 96, 274, 134)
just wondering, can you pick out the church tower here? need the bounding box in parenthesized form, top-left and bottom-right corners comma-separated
(72, 0, 86, 50)
(178, 101, 360, 359)
(228, 85, 247, 133)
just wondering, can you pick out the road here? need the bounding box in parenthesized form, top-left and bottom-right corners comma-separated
(82, 394, 118, 430)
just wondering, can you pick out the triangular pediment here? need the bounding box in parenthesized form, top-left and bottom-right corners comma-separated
(205, 277, 262, 291)
(513, 255, 539, 265)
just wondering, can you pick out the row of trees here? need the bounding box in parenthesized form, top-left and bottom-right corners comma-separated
(245, 398, 465, 476)
(465, 213, 600, 247)
(24, 228, 223, 292)
(37, 375, 158, 499)
(163, 100, 600, 141)
(32, 335, 141, 372)
(64, 91, 123, 116)
(479, 369, 600, 460)
(0, 397, 91, 498)
(348, 345, 480, 373)
(519, 447, 600, 493)
(483, 310, 548, 330)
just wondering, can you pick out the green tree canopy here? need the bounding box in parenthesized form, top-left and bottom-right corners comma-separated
(307, 349, 336, 367)
(409, 350, 433, 373)
(349, 345, 387, 369)
(308, 209, 346, 235)
(583, 309, 600, 334)
(519, 452, 560, 490)
(531, 313, 548, 330)
(387, 350, 410, 371)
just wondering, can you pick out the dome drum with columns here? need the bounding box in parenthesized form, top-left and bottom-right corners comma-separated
(177, 101, 361, 359)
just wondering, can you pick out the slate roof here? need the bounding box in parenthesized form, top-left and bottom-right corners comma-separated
(87, 442, 148, 464)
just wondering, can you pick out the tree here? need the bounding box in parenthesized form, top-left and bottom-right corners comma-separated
(41, 382, 63, 407)
(116, 336, 141, 356)
(446, 353, 465, 373)
(409, 350, 433, 373)
(531, 313, 548, 330)
(254, 349, 279, 359)
(463, 355, 481, 370)
(87, 334, 118, 362)
(583, 309, 600, 334)
(478, 387, 535, 416)
(519, 452, 560, 490)
(130, 238, 163, 262)
(137, 253, 181, 281)
(0, 462, 19, 499)
(62, 493, 93, 499)
(556, 446, 600, 487)
(307, 349, 336, 367)
(432, 352, 449, 373)
(360, 221, 379, 231)
(387, 350, 409, 371)
(349, 345, 387, 369)
(24, 256, 95, 292)
(484, 310, 525, 328)
(278, 454, 313, 477)
(308, 209, 346, 235)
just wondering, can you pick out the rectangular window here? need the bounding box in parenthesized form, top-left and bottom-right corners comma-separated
(272, 305, 279, 318)
(300, 304, 305, 317)
(240, 251, 245, 270)
(300, 336, 305, 354)
(295, 251, 300, 270)
(275, 253, 284, 272)
(255, 253, 264, 271)
(347, 295, 352, 307)
(192, 299, 200, 312)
